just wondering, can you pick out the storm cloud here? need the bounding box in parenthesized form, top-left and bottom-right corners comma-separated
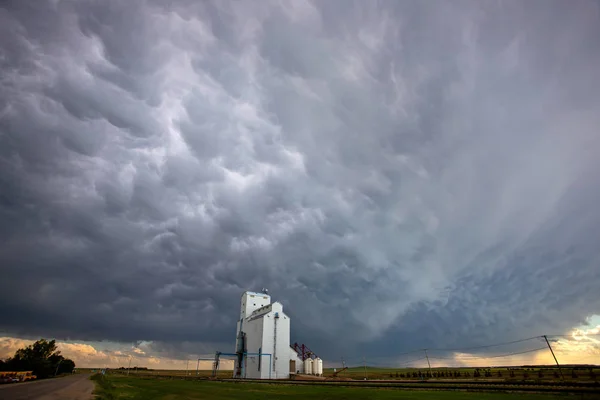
(1, 0, 600, 362)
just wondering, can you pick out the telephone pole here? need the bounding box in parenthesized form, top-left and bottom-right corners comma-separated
(543, 335, 564, 379)
(54, 359, 63, 376)
(424, 349, 432, 377)
(363, 356, 367, 380)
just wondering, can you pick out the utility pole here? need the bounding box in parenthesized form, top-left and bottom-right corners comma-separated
(363, 356, 367, 380)
(543, 335, 564, 379)
(424, 349, 432, 378)
(54, 359, 63, 377)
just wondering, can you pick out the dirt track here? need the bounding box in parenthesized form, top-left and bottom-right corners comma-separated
(0, 373, 93, 400)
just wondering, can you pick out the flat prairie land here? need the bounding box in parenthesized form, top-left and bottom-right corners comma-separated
(92, 374, 584, 400)
(324, 366, 600, 382)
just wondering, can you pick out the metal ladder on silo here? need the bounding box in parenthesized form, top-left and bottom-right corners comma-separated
(273, 312, 279, 377)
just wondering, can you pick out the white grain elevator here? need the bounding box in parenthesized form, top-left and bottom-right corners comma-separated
(233, 290, 305, 379)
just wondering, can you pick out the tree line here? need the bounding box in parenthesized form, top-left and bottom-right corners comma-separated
(0, 339, 75, 378)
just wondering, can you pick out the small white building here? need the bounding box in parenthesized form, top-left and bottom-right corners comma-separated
(233, 291, 305, 379)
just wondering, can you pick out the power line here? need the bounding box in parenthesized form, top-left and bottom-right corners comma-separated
(341, 333, 598, 370)
(393, 349, 428, 357)
(430, 347, 548, 360)
(347, 347, 598, 370)
(345, 357, 427, 368)
(427, 336, 543, 352)
(546, 333, 600, 337)
(394, 357, 427, 366)
(365, 359, 418, 367)
(395, 333, 599, 356)
(340, 350, 422, 366)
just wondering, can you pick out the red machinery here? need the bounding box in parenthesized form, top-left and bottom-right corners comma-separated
(292, 343, 317, 361)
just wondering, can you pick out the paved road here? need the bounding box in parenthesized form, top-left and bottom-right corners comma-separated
(0, 374, 94, 400)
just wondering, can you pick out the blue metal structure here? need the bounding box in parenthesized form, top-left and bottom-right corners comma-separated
(214, 351, 272, 379)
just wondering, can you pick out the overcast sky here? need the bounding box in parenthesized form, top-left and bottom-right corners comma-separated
(1, 0, 600, 367)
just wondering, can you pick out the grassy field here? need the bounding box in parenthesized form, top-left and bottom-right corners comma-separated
(95, 365, 599, 382)
(112, 369, 233, 379)
(77, 367, 232, 378)
(92, 374, 580, 400)
(324, 366, 600, 382)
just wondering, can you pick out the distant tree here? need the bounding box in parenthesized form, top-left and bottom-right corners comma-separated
(4, 339, 76, 379)
(58, 359, 76, 374)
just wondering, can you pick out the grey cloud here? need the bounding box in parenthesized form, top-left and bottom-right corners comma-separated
(1, 0, 600, 363)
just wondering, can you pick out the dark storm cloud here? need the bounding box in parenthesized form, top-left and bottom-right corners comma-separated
(1, 0, 600, 362)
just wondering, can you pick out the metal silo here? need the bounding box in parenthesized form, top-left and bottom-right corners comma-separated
(303, 358, 312, 375)
(315, 358, 323, 376)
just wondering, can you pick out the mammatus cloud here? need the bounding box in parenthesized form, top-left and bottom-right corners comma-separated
(1, 0, 600, 362)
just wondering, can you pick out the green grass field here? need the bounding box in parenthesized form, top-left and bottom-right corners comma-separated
(92, 374, 578, 400)
(324, 366, 600, 382)
(92, 365, 599, 383)
(77, 367, 233, 379)
(83, 364, 599, 384)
